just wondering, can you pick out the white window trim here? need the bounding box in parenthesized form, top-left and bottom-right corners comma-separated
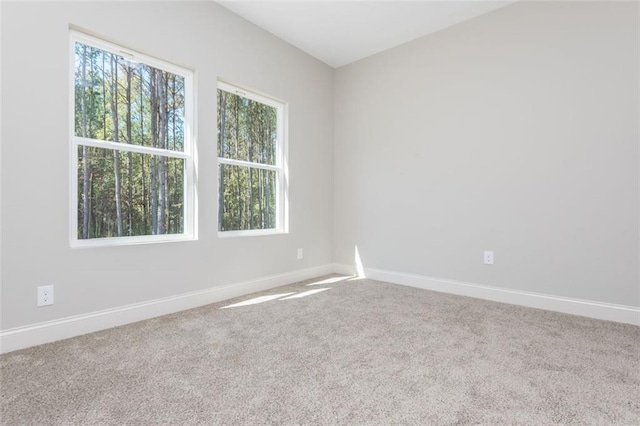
(69, 30, 196, 248)
(217, 80, 288, 237)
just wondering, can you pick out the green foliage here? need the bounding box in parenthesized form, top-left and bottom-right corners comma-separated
(217, 90, 278, 231)
(75, 42, 185, 239)
(75, 41, 281, 238)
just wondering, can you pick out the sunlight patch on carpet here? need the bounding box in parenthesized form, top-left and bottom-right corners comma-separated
(221, 293, 295, 309)
(280, 288, 331, 300)
(307, 276, 351, 286)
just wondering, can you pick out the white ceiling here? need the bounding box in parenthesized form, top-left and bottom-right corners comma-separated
(217, 1, 517, 68)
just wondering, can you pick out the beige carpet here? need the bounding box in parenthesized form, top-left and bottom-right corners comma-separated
(1, 275, 639, 425)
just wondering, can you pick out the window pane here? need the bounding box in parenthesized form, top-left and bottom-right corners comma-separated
(74, 42, 185, 151)
(219, 164, 277, 231)
(217, 90, 278, 165)
(77, 146, 184, 239)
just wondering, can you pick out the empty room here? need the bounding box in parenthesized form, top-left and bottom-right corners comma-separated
(1, 0, 638, 424)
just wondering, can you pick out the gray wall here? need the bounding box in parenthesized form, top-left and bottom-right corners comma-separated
(1, 1, 334, 329)
(2, 1, 638, 332)
(334, 1, 639, 306)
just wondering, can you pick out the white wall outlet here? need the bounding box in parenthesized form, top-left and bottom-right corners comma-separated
(484, 251, 494, 265)
(297, 248, 304, 260)
(37, 285, 54, 307)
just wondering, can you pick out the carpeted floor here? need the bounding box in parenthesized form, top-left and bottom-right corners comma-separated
(1, 275, 639, 425)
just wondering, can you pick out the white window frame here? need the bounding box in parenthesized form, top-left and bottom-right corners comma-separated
(217, 80, 288, 238)
(69, 31, 196, 248)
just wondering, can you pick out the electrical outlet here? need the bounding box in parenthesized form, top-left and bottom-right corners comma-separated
(484, 251, 494, 265)
(297, 248, 304, 260)
(37, 285, 54, 307)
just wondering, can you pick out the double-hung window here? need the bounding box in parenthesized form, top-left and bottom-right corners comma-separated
(217, 81, 287, 236)
(70, 31, 195, 247)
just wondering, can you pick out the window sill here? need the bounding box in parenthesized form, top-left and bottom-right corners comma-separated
(70, 233, 196, 249)
(217, 229, 286, 239)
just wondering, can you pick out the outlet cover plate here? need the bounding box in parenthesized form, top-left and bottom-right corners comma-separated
(37, 285, 54, 307)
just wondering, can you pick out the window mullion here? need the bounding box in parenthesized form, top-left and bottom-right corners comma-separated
(217, 157, 280, 171)
(74, 137, 189, 160)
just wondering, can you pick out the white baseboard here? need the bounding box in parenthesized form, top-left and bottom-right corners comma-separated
(333, 263, 356, 276)
(3, 263, 636, 354)
(0, 264, 334, 354)
(333, 263, 640, 326)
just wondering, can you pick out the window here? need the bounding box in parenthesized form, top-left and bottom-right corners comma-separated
(217, 81, 287, 236)
(70, 31, 194, 247)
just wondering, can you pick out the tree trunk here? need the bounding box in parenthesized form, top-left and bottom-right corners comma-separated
(218, 92, 227, 231)
(234, 96, 243, 228)
(80, 45, 91, 239)
(248, 103, 255, 229)
(265, 120, 272, 227)
(150, 68, 158, 234)
(111, 55, 123, 237)
(140, 66, 148, 234)
(157, 72, 168, 234)
(126, 66, 133, 236)
(170, 75, 177, 232)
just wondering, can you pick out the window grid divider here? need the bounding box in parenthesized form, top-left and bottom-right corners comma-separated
(73, 137, 191, 160)
(217, 157, 281, 172)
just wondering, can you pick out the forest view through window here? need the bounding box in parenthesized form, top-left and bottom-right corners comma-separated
(217, 82, 286, 234)
(71, 32, 194, 245)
